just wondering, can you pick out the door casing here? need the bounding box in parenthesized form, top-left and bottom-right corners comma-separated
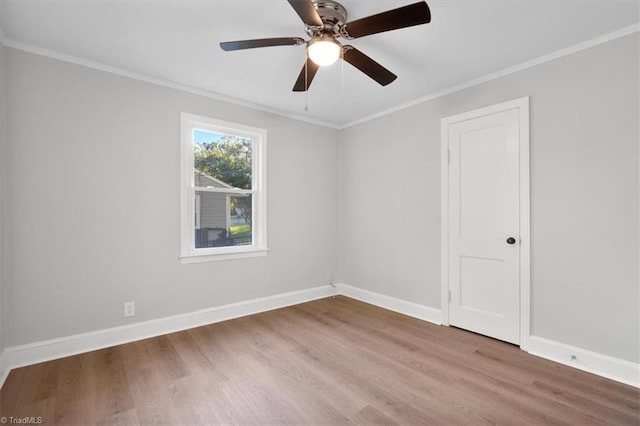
(440, 96, 531, 350)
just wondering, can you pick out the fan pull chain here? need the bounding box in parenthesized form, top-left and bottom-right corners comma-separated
(341, 46, 345, 101)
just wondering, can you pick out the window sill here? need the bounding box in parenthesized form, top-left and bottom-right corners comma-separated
(179, 248, 269, 264)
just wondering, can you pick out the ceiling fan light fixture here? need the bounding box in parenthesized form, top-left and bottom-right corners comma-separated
(307, 35, 341, 67)
(220, 0, 432, 91)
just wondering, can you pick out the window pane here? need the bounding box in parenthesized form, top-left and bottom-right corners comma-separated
(194, 191, 253, 248)
(193, 130, 252, 190)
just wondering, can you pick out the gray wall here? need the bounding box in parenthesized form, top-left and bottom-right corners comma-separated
(5, 48, 339, 346)
(2, 33, 638, 367)
(0, 42, 6, 361)
(339, 34, 639, 363)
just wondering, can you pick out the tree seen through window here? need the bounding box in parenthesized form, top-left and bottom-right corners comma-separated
(193, 131, 253, 247)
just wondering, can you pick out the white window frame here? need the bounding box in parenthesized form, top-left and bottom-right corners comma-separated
(180, 113, 268, 263)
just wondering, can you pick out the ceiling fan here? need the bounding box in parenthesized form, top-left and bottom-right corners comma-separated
(220, 0, 431, 92)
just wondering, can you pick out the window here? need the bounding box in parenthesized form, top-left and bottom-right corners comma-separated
(180, 113, 267, 263)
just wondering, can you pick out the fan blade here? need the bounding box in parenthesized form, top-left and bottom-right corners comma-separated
(292, 57, 320, 92)
(287, 0, 323, 27)
(220, 37, 304, 51)
(342, 46, 397, 86)
(343, 2, 431, 39)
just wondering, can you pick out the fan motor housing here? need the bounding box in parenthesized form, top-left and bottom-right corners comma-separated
(306, 0, 348, 36)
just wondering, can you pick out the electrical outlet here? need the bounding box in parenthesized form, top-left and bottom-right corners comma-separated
(124, 302, 135, 318)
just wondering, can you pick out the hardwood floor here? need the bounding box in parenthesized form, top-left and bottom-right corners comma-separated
(1, 296, 638, 425)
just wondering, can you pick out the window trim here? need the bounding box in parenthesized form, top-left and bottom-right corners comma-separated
(180, 113, 268, 263)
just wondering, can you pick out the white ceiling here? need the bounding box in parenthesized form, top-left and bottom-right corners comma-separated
(0, 0, 638, 127)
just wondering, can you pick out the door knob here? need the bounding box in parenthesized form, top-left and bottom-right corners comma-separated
(506, 237, 517, 245)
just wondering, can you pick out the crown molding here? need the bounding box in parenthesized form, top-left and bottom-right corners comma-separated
(0, 36, 341, 130)
(0, 21, 638, 130)
(340, 23, 640, 129)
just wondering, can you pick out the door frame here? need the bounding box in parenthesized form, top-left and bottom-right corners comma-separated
(440, 96, 531, 350)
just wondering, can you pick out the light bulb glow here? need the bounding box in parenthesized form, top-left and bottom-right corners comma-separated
(308, 37, 341, 67)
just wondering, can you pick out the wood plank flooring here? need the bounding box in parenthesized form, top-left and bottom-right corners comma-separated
(1, 296, 638, 425)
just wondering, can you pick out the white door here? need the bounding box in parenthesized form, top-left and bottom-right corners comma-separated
(444, 103, 525, 345)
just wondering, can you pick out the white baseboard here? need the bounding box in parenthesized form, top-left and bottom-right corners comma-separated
(336, 284, 639, 388)
(0, 283, 442, 390)
(336, 283, 442, 325)
(527, 336, 639, 388)
(0, 285, 338, 388)
(2, 284, 638, 390)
